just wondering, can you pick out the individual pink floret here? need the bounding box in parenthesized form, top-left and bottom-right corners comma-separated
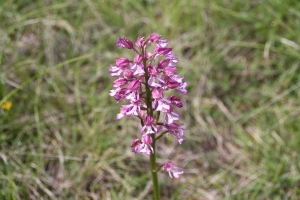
(166, 122, 186, 144)
(131, 135, 154, 155)
(163, 162, 184, 178)
(140, 115, 157, 135)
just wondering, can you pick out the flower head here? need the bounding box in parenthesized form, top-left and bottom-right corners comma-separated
(110, 33, 187, 178)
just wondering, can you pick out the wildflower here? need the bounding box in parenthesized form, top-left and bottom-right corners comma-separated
(163, 162, 184, 178)
(1, 100, 12, 111)
(110, 33, 187, 180)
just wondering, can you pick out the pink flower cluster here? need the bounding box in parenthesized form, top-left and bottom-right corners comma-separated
(110, 33, 185, 178)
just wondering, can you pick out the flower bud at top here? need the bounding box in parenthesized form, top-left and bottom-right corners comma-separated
(117, 38, 133, 49)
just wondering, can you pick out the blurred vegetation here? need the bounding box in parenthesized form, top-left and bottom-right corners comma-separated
(1, 0, 300, 199)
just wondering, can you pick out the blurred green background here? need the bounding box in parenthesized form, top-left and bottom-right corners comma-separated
(1, 0, 300, 199)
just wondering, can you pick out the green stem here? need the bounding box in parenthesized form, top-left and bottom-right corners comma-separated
(150, 138, 160, 200)
(142, 47, 160, 200)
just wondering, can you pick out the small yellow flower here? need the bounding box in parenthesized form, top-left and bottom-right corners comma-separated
(1, 100, 12, 111)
